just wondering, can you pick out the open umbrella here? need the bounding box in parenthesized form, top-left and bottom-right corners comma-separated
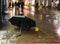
(9, 16, 36, 36)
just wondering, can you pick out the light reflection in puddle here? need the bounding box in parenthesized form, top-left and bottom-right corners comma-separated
(56, 27, 60, 37)
(55, 20, 60, 38)
(53, 19, 59, 27)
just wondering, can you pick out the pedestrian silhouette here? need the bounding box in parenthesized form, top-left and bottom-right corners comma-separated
(15, 0, 24, 15)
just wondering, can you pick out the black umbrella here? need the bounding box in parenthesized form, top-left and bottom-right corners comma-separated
(9, 16, 36, 36)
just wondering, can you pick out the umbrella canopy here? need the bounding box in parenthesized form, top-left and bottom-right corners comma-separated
(9, 16, 36, 29)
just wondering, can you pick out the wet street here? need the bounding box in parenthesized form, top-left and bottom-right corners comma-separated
(0, 8, 60, 44)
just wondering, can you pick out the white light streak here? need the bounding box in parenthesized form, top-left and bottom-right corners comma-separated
(56, 27, 60, 36)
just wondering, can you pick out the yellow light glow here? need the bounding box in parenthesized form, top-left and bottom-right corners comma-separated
(38, 6, 42, 10)
(35, 27, 39, 32)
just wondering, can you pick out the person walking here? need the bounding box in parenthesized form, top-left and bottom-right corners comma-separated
(15, 0, 24, 15)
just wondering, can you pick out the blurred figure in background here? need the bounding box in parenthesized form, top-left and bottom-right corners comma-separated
(8, 0, 14, 9)
(15, 0, 24, 15)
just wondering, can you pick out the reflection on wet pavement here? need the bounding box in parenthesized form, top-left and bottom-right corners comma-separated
(26, 9, 60, 43)
(0, 9, 60, 43)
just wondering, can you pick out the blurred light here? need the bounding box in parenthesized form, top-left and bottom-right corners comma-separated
(31, 6, 35, 12)
(38, 6, 42, 10)
(53, 20, 58, 25)
(55, 1, 59, 4)
(25, 0, 29, 5)
(24, 6, 29, 16)
(24, 6, 28, 8)
(12, 0, 16, 3)
(31, 0, 35, 5)
(53, 20, 59, 29)
(56, 27, 60, 36)
(31, 6, 35, 15)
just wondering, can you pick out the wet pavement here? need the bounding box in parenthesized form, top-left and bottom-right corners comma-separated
(0, 8, 60, 43)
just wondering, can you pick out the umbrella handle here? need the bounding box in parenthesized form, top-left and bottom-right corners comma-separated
(17, 22, 23, 37)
